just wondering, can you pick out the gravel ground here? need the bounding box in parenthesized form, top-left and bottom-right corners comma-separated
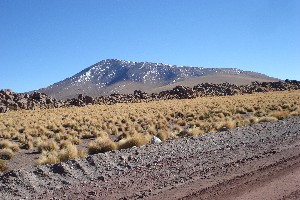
(0, 116, 300, 200)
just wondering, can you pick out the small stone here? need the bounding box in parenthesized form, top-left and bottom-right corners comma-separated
(151, 136, 162, 144)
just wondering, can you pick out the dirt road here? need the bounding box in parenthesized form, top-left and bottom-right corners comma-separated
(1, 116, 300, 200)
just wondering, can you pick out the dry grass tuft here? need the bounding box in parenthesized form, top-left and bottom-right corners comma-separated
(36, 151, 60, 165)
(37, 140, 60, 152)
(0, 140, 20, 152)
(271, 111, 289, 120)
(258, 116, 278, 123)
(0, 148, 15, 160)
(187, 128, 204, 136)
(177, 119, 187, 126)
(0, 159, 8, 172)
(22, 140, 34, 150)
(59, 144, 80, 162)
(88, 137, 118, 155)
(290, 109, 300, 116)
(157, 130, 169, 141)
(59, 140, 73, 149)
(217, 120, 236, 131)
(118, 134, 149, 149)
(249, 116, 259, 124)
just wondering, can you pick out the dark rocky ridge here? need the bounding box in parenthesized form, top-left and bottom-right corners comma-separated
(36, 59, 279, 99)
(0, 90, 63, 113)
(1, 80, 299, 113)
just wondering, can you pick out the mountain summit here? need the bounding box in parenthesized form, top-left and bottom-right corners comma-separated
(37, 59, 278, 99)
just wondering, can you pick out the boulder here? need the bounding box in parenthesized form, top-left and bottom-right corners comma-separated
(84, 95, 94, 104)
(151, 136, 162, 144)
(0, 106, 8, 113)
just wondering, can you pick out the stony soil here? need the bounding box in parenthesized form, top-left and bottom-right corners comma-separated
(0, 116, 300, 200)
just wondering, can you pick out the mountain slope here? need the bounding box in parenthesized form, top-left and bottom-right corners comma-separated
(37, 59, 279, 99)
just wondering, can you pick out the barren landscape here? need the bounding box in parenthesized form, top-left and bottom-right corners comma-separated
(0, 115, 299, 199)
(1, 90, 299, 168)
(2, 0, 299, 199)
(0, 88, 299, 199)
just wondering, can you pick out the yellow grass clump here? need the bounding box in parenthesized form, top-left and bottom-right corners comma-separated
(0, 148, 15, 160)
(36, 151, 60, 165)
(118, 134, 150, 150)
(88, 137, 118, 154)
(0, 140, 20, 152)
(37, 140, 60, 152)
(59, 144, 86, 161)
(0, 159, 8, 172)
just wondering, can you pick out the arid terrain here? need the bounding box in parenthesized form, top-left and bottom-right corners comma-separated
(1, 0, 299, 198)
(0, 116, 299, 199)
(0, 90, 299, 168)
(0, 88, 300, 199)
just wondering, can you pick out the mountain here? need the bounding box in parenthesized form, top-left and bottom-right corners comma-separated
(36, 59, 279, 99)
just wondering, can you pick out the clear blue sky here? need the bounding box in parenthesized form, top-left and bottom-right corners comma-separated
(0, 0, 299, 92)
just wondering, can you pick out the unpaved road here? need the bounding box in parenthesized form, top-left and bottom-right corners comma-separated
(1, 116, 300, 200)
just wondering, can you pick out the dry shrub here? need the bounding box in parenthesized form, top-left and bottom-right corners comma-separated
(60, 140, 73, 149)
(36, 146, 87, 165)
(118, 134, 149, 150)
(1, 132, 12, 139)
(18, 134, 26, 143)
(71, 137, 81, 145)
(217, 113, 225, 118)
(178, 130, 189, 137)
(249, 116, 259, 124)
(172, 124, 182, 132)
(177, 119, 187, 126)
(290, 109, 300, 116)
(33, 137, 43, 147)
(254, 110, 266, 117)
(144, 133, 153, 144)
(58, 144, 79, 162)
(217, 120, 236, 131)
(128, 129, 138, 137)
(88, 137, 117, 154)
(0, 148, 15, 160)
(157, 130, 169, 141)
(117, 132, 130, 140)
(281, 103, 291, 109)
(36, 151, 60, 165)
(236, 119, 251, 127)
(245, 106, 254, 112)
(148, 127, 156, 135)
(37, 140, 60, 152)
(54, 133, 64, 142)
(0, 140, 20, 152)
(22, 140, 33, 150)
(236, 107, 247, 114)
(78, 149, 87, 158)
(201, 122, 214, 132)
(134, 124, 143, 132)
(98, 131, 109, 139)
(271, 111, 289, 120)
(81, 132, 95, 139)
(111, 127, 118, 135)
(0, 159, 8, 172)
(258, 116, 278, 123)
(188, 128, 204, 136)
(194, 121, 202, 127)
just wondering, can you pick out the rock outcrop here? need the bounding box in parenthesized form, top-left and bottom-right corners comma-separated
(0, 90, 63, 112)
(1, 80, 299, 113)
